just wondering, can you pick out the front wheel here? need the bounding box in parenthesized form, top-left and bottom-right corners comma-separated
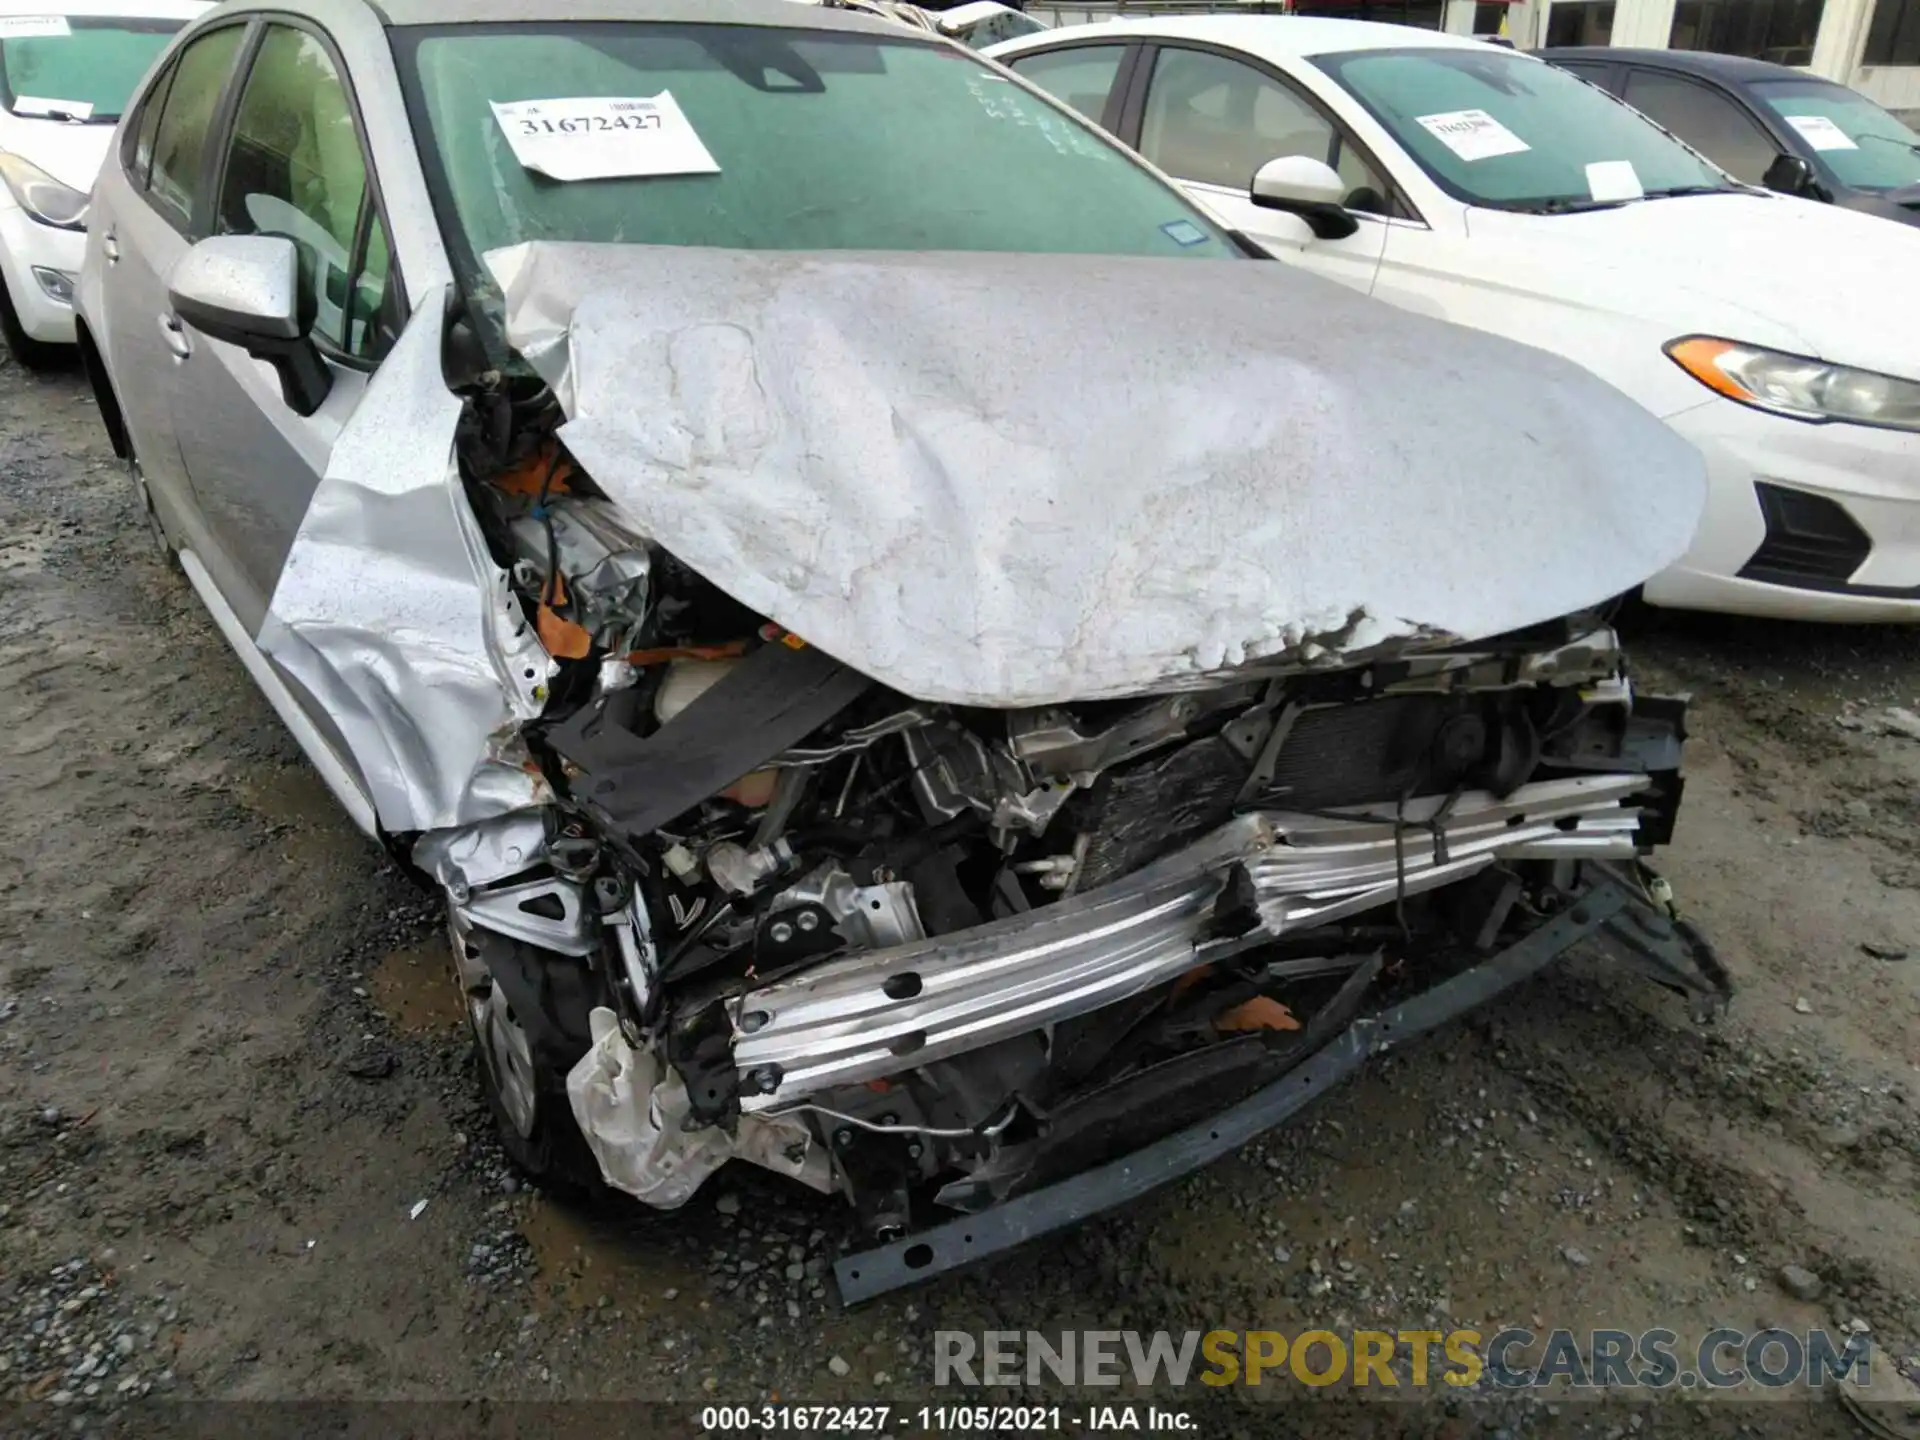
(448, 909, 607, 1196)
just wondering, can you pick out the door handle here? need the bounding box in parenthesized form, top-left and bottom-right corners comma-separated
(158, 313, 191, 360)
(101, 229, 119, 263)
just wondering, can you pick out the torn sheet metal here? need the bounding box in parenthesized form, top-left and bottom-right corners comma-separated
(567, 1007, 830, 1207)
(491, 242, 1707, 708)
(258, 287, 557, 835)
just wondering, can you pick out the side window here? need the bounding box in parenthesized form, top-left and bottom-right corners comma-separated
(124, 59, 175, 185)
(1004, 44, 1128, 124)
(146, 25, 245, 229)
(1553, 60, 1616, 90)
(215, 25, 374, 354)
(346, 207, 400, 363)
(1141, 47, 1391, 213)
(1622, 69, 1778, 182)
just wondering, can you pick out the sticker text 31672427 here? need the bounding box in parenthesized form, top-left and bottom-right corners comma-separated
(488, 93, 720, 182)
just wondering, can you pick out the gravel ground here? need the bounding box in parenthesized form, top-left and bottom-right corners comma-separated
(2, 346, 1918, 1436)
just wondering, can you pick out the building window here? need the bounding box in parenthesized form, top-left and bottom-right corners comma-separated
(1864, 0, 1920, 64)
(1291, 0, 1445, 28)
(1474, 2, 1510, 34)
(1546, 0, 1616, 45)
(1669, 0, 1823, 66)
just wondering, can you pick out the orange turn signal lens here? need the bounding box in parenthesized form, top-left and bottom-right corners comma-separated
(1664, 337, 1751, 402)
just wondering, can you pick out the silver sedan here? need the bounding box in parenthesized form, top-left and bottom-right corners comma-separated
(76, 0, 1725, 1300)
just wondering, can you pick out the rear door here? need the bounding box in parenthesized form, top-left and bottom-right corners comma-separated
(1124, 43, 1392, 291)
(165, 19, 405, 633)
(93, 21, 248, 532)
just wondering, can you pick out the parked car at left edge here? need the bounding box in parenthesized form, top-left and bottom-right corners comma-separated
(1541, 47, 1920, 229)
(0, 0, 207, 366)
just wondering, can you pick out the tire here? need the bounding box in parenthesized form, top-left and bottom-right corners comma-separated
(0, 272, 69, 373)
(448, 908, 609, 1197)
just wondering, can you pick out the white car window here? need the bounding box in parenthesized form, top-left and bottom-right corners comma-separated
(1140, 45, 1392, 211)
(1004, 43, 1126, 123)
(1315, 45, 1736, 211)
(1142, 47, 1336, 188)
(0, 15, 187, 123)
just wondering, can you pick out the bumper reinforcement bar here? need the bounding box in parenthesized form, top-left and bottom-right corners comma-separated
(833, 870, 1727, 1304)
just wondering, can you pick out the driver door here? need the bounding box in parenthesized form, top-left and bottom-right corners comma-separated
(166, 20, 403, 634)
(1127, 44, 1389, 293)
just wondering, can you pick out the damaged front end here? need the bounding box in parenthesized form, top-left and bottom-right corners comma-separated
(420, 445, 1725, 1300)
(350, 246, 1729, 1300)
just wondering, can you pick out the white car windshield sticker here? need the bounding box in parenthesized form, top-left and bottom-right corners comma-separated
(1783, 114, 1859, 151)
(1585, 159, 1643, 201)
(1160, 219, 1209, 246)
(1415, 109, 1530, 161)
(0, 15, 70, 37)
(12, 95, 92, 119)
(489, 93, 719, 182)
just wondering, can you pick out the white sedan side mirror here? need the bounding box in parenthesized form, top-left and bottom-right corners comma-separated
(1250, 155, 1360, 240)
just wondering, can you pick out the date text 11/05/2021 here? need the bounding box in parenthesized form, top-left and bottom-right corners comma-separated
(699, 1407, 1194, 1432)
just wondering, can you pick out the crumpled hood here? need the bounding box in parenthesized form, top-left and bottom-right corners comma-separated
(491, 242, 1705, 707)
(1467, 193, 1920, 380)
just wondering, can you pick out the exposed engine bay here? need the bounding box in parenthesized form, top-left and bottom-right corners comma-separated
(423, 390, 1726, 1283)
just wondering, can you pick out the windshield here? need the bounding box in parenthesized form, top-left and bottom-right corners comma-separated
(0, 16, 184, 122)
(393, 21, 1234, 302)
(1312, 46, 1737, 211)
(1751, 77, 1920, 192)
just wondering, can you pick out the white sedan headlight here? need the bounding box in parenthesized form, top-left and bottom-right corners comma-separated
(1666, 336, 1920, 432)
(0, 151, 89, 231)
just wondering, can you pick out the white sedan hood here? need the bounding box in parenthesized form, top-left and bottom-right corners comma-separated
(1467, 193, 1920, 380)
(491, 242, 1705, 707)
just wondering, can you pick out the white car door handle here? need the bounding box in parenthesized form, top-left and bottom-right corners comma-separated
(158, 313, 191, 360)
(101, 229, 119, 263)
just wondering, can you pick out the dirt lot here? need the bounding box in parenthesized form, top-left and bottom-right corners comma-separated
(2, 346, 1918, 1436)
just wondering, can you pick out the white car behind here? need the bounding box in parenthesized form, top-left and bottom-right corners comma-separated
(989, 18, 1920, 622)
(0, 0, 205, 366)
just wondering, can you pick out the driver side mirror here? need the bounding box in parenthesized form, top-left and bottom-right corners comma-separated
(1762, 151, 1821, 199)
(1249, 155, 1360, 240)
(167, 234, 332, 417)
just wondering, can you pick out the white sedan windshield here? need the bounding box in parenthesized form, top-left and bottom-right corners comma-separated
(1314, 46, 1738, 211)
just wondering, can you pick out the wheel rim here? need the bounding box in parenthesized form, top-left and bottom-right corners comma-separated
(449, 913, 539, 1140)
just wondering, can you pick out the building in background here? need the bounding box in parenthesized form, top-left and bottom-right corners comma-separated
(1015, 0, 1920, 115)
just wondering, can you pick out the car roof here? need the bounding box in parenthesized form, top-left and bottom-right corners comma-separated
(993, 14, 1510, 62)
(1538, 45, 1821, 85)
(362, 0, 901, 35)
(0, 0, 208, 16)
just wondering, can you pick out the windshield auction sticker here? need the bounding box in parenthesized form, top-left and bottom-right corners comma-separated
(1782, 114, 1859, 151)
(489, 92, 720, 182)
(0, 15, 71, 37)
(1585, 159, 1644, 201)
(1415, 108, 1530, 161)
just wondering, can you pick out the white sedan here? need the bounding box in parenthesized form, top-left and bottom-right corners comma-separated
(0, 0, 206, 366)
(989, 17, 1920, 622)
